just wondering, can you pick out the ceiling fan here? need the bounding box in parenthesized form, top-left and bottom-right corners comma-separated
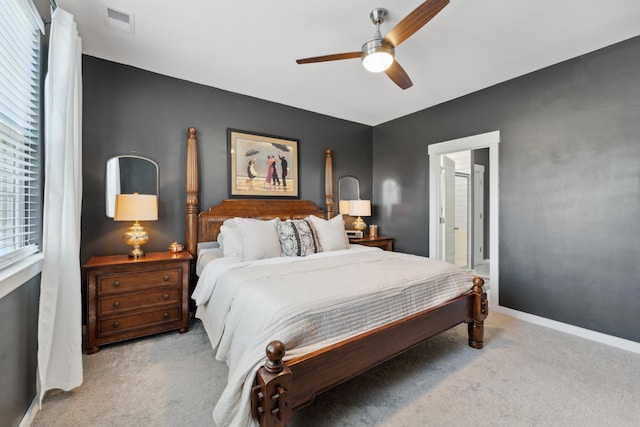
(295, 0, 450, 90)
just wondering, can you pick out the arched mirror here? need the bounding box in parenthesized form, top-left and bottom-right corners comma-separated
(105, 154, 159, 218)
(338, 175, 360, 214)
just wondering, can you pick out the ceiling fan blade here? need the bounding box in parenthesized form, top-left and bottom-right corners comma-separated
(384, 0, 449, 48)
(385, 61, 413, 90)
(296, 52, 361, 64)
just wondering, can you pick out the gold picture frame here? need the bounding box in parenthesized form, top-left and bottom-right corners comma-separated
(228, 129, 299, 198)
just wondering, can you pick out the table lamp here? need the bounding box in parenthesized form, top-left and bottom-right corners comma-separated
(114, 193, 158, 257)
(349, 199, 371, 232)
(339, 200, 352, 215)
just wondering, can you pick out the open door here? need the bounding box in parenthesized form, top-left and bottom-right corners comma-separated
(440, 155, 455, 264)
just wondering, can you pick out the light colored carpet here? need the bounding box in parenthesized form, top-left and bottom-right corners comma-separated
(32, 312, 640, 427)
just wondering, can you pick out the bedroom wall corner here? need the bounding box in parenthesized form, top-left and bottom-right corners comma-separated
(372, 35, 640, 344)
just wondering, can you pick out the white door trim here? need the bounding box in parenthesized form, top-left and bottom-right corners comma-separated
(428, 130, 500, 305)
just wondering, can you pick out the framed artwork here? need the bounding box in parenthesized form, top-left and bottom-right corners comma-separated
(228, 129, 299, 198)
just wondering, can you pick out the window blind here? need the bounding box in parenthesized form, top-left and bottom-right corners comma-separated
(0, 0, 43, 268)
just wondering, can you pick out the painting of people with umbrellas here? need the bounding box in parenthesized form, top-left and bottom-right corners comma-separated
(228, 129, 299, 198)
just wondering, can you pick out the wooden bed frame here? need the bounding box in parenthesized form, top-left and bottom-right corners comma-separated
(184, 128, 488, 427)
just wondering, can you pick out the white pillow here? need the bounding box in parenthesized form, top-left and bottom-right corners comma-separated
(219, 219, 243, 258)
(235, 218, 281, 260)
(307, 214, 350, 252)
(196, 247, 224, 276)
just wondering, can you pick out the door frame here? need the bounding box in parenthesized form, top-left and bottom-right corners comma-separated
(428, 130, 500, 304)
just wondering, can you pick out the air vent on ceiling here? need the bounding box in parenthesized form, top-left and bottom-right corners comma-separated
(104, 6, 134, 34)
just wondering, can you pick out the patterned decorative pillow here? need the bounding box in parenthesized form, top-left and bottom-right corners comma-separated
(275, 218, 323, 257)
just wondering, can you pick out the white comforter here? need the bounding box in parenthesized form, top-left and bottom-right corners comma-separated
(193, 246, 475, 427)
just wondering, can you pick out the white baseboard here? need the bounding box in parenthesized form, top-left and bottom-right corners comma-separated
(18, 396, 39, 427)
(495, 305, 640, 355)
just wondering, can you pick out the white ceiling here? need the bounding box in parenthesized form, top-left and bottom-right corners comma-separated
(56, 0, 640, 126)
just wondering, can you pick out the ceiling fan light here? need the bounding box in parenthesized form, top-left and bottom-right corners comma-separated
(361, 39, 394, 73)
(363, 51, 394, 72)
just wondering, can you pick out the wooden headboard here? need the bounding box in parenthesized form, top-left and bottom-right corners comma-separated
(195, 199, 326, 244)
(184, 128, 334, 258)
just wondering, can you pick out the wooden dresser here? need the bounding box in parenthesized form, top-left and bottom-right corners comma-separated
(83, 251, 192, 354)
(349, 235, 394, 251)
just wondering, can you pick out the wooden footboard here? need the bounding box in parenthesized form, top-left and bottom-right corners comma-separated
(251, 277, 487, 427)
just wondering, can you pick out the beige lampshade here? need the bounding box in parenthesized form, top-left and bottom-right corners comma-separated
(339, 200, 352, 215)
(349, 199, 371, 217)
(114, 194, 158, 221)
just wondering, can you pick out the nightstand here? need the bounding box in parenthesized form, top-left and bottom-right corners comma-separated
(349, 235, 393, 251)
(83, 251, 192, 354)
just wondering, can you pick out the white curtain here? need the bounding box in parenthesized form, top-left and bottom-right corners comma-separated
(37, 7, 83, 404)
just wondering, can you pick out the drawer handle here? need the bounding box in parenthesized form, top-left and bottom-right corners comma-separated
(113, 321, 120, 328)
(163, 294, 169, 300)
(163, 275, 169, 281)
(113, 280, 120, 287)
(113, 301, 120, 308)
(163, 312, 169, 319)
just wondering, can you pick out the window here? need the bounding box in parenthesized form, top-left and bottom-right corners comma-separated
(0, 0, 44, 269)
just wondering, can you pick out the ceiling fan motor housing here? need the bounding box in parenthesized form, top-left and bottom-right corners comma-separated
(361, 39, 395, 59)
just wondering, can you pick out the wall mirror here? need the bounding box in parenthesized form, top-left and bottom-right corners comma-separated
(105, 154, 159, 218)
(338, 175, 360, 214)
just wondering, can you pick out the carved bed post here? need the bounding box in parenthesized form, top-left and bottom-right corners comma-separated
(252, 341, 293, 427)
(325, 149, 334, 219)
(186, 128, 199, 278)
(468, 277, 488, 349)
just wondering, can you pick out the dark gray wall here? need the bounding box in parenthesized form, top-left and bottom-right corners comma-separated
(373, 36, 640, 342)
(81, 56, 372, 264)
(0, 276, 39, 427)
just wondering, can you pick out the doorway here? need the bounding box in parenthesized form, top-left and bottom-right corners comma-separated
(439, 151, 473, 269)
(439, 150, 484, 271)
(428, 131, 500, 304)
